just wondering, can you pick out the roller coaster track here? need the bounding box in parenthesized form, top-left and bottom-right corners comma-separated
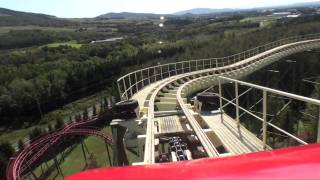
(6, 110, 113, 180)
(6, 34, 320, 179)
(117, 33, 320, 164)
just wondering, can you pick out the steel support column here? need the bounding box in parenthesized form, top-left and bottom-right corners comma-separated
(235, 82, 240, 126)
(219, 79, 223, 122)
(263, 90, 267, 150)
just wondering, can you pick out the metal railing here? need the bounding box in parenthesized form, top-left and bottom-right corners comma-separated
(117, 33, 320, 100)
(178, 74, 320, 152)
(216, 76, 320, 148)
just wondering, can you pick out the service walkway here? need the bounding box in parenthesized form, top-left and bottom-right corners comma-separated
(202, 113, 268, 155)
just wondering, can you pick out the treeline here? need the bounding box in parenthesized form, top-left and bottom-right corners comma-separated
(0, 33, 204, 127)
(1, 15, 320, 128)
(0, 29, 109, 49)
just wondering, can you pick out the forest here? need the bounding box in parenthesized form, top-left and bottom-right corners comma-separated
(0, 15, 320, 127)
(1, 10, 320, 178)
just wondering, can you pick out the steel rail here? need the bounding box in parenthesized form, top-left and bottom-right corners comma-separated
(144, 74, 186, 164)
(177, 84, 220, 157)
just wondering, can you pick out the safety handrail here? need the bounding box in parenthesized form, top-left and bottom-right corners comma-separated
(117, 33, 320, 100)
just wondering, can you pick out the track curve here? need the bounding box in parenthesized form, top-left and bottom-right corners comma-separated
(119, 34, 320, 164)
(6, 111, 113, 180)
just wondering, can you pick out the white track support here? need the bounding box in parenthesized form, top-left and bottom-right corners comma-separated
(141, 70, 144, 87)
(235, 82, 240, 126)
(263, 90, 267, 150)
(135, 72, 138, 93)
(219, 79, 223, 122)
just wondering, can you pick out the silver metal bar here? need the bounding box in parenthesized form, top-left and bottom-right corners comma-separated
(196, 60, 198, 70)
(154, 67, 157, 81)
(160, 66, 163, 79)
(148, 68, 150, 84)
(203, 60, 205, 69)
(182, 62, 184, 73)
(219, 76, 320, 106)
(222, 88, 253, 109)
(267, 122, 307, 145)
(235, 82, 240, 126)
(215, 84, 308, 146)
(123, 77, 128, 100)
(219, 79, 223, 122)
(141, 70, 144, 87)
(175, 63, 177, 75)
(117, 80, 122, 100)
(268, 100, 292, 123)
(263, 90, 267, 150)
(129, 74, 133, 97)
(135, 72, 138, 93)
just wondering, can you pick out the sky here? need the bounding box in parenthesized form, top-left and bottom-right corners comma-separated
(0, 0, 317, 18)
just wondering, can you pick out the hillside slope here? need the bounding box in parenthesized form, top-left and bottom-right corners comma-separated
(0, 8, 77, 26)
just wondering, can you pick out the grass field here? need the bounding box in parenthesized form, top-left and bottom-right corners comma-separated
(46, 41, 82, 49)
(0, 26, 75, 35)
(240, 15, 279, 27)
(32, 126, 139, 179)
(240, 15, 280, 22)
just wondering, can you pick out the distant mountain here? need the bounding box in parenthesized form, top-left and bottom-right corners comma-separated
(290, 1, 320, 7)
(0, 8, 77, 26)
(97, 9, 238, 19)
(173, 8, 237, 16)
(96, 12, 169, 19)
(253, 1, 320, 9)
(173, 1, 320, 16)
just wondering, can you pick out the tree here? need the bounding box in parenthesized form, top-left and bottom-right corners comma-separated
(0, 141, 15, 178)
(92, 105, 97, 117)
(83, 108, 89, 120)
(8, 78, 35, 115)
(29, 128, 43, 141)
(298, 82, 320, 143)
(31, 76, 51, 119)
(75, 114, 81, 122)
(47, 124, 53, 132)
(69, 116, 73, 124)
(55, 119, 64, 130)
(0, 141, 14, 159)
(18, 139, 25, 151)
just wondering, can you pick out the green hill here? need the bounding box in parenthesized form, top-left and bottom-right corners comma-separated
(0, 8, 77, 26)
